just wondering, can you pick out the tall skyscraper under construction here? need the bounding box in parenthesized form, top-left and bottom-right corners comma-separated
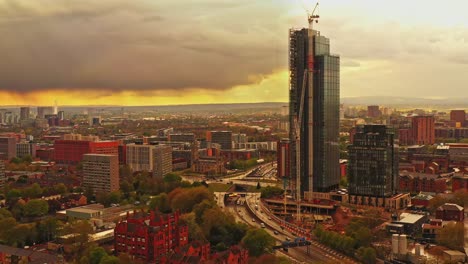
(289, 10, 340, 199)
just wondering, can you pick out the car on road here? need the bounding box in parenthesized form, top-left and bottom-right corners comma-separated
(268, 217, 271, 220)
(260, 223, 265, 228)
(274, 231, 279, 235)
(252, 219, 255, 222)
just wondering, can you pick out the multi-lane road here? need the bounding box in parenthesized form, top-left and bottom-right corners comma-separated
(224, 193, 358, 264)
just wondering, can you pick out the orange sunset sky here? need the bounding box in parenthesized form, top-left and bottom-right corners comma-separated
(1, 0, 467, 106)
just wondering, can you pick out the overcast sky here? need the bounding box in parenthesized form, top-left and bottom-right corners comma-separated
(0, 0, 467, 105)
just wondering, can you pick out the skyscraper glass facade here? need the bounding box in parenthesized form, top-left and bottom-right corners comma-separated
(348, 125, 398, 198)
(289, 29, 340, 197)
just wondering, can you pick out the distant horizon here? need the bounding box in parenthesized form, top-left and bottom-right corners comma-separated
(0, 96, 467, 108)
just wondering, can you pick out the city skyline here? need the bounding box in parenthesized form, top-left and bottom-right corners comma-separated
(1, 0, 468, 106)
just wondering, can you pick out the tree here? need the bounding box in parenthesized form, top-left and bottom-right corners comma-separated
(53, 183, 68, 195)
(179, 213, 206, 242)
(163, 173, 182, 183)
(23, 183, 43, 198)
(89, 247, 107, 264)
(6, 189, 22, 202)
(36, 217, 62, 242)
(99, 255, 120, 264)
(260, 186, 283, 199)
(23, 199, 49, 217)
(356, 247, 377, 264)
(108, 191, 122, 205)
(437, 222, 464, 250)
(60, 220, 94, 257)
(353, 227, 372, 248)
(10, 157, 21, 164)
(120, 180, 133, 197)
(149, 193, 171, 213)
(21, 155, 33, 163)
(170, 187, 212, 213)
(428, 195, 449, 212)
(0, 208, 13, 219)
(241, 228, 275, 257)
(9, 223, 37, 247)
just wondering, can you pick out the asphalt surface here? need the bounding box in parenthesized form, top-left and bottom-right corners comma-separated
(227, 195, 358, 264)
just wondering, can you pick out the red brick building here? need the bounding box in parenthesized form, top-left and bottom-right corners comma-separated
(411, 193, 434, 207)
(411, 116, 435, 145)
(114, 210, 189, 262)
(220, 149, 254, 161)
(367, 105, 381, 118)
(435, 203, 464, 222)
(170, 241, 211, 263)
(452, 174, 468, 192)
(211, 246, 249, 264)
(54, 140, 118, 165)
(450, 110, 466, 127)
(398, 128, 412, 145)
(399, 172, 447, 193)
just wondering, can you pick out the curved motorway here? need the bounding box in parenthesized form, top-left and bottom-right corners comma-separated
(226, 195, 358, 264)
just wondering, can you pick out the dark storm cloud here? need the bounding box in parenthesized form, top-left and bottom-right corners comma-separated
(0, 0, 289, 93)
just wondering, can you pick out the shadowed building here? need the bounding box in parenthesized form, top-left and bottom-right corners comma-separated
(289, 26, 340, 197)
(348, 125, 399, 207)
(83, 154, 119, 193)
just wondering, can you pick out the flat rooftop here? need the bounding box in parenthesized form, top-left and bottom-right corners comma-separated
(396, 213, 425, 224)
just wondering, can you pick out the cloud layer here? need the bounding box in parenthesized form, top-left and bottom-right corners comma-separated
(0, 0, 288, 93)
(0, 0, 468, 100)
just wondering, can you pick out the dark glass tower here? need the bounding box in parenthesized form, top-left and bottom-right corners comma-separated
(348, 125, 399, 198)
(289, 28, 340, 197)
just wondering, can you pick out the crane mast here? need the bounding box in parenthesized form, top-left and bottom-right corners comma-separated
(292, 1, 319, 222)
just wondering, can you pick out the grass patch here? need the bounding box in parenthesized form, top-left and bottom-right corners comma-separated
(208, 183, 234, 193)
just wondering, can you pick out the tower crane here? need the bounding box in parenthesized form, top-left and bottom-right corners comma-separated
(307, 2, 320, 30)
(290, 1, 320, 223)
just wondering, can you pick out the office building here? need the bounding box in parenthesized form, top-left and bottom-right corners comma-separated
(114, 210, 189, 262)
(152, 145, 172, 178)
(20, 107, 30, 120)
(63, 133, 99, 141)
(367, 105, 381, 118)
(348, 125, 398, 207)
(452, 174, 468, 192)
(232, 133, 248, 144)
(16, 142, 36, 159)
(54, 140, 118, 165)
(0, 161, 5, 189)
(0, 137, 16, 160)
(411, 116, 435, 145)
(168, 133, 196, 143)
(126, 144, 154, 172)
(91, 117, 101, 126)
(450, 110, 466, 127)
(277, 139, 291, 178)
(37, 106, 54, 119)
(82, 154, 119, 193)
(57, 111, 65, 120)
(289, 25, 340, 196)
(435, 203, 464, 222)
(207, 131, 232, 150)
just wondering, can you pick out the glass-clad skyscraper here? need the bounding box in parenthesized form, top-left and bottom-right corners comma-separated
(348, 125, 399, 198)
(289, 28, 340, 197)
